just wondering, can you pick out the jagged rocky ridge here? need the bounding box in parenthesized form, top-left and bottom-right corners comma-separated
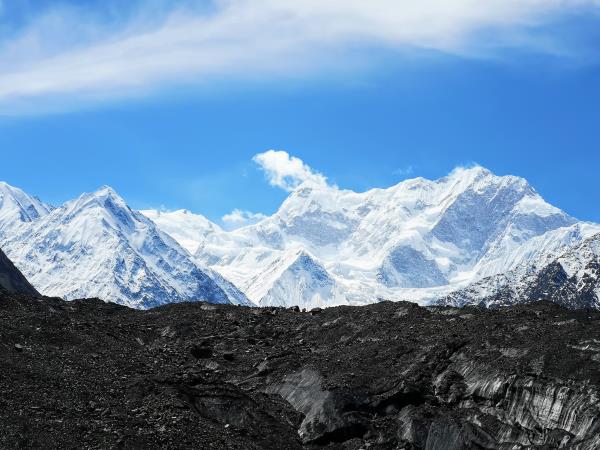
(2, 288, 600, 449)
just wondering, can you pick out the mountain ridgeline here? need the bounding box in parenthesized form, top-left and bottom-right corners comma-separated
(1, 167, 599, 310)
(0, 183, 246, 308)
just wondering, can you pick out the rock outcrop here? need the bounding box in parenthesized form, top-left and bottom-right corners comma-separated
(0, 247, 38, 295)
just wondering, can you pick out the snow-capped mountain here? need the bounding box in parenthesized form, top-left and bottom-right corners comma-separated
(0, 185, 240, 308)
(440, 229, 600, 309)
(0, 182, 53, 238)
(2, 165, 598, 310)
(251, 249, 348, 308)
(146, 166, 595, 308)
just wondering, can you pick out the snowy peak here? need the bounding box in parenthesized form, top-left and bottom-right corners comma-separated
(184, 165, 585, 308)
(63, 186, 139, 231)
(0, 184, 232, 308)
(87, 185, 119, 198)
(446, 165, 520, 186)
(288, 250, 324, 271)
(30, 186, 150, 250)
(74, 185, 127, 207)
(431, 168, 570, 258)
(269, 249, 327, 279)
(81, 185, 127, 210)
(0, 182, 52, 235)
(257, 249, 348, 309)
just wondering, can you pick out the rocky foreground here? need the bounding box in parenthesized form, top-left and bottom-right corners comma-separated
(2, 291, 600, 449)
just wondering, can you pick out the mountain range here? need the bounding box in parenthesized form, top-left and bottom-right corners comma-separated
(1, 167, 599, 309)
(0, 182, 248, 308)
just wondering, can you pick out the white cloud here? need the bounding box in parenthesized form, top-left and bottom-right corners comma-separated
(222, 209, 267, 230)
(393, 165, 414, 177)
(253, 150, 327, 191)
(221, 151, 326, 228)
(0, 0, 599, 109)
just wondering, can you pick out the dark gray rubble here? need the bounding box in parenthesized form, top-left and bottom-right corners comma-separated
(1, 292, 600, 449)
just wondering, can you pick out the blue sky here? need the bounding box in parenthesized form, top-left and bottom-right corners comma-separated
(1, 0, 600, 225)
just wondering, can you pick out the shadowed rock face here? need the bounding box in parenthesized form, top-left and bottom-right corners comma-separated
(1, 293, 600, 449)
(0, 247, 38, 295)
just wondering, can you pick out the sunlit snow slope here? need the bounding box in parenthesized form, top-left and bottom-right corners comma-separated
(0, 186, 244, 308)
(145, 166, 599, 308)
(3, 166, 599, 309)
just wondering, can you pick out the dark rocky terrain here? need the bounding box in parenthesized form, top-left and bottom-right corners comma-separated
(0, 247, 38, 295)
(2, 290, 600, 449)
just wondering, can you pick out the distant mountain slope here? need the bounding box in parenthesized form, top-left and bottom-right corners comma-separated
(255, 250, 349, 309)
(0, 247, 38, 295)
(440, 231, 600, 309)
(150, 166, 590, 308)
(140, 209, 222, 255)
(203, 267, 254, 307)
(0, 186, 234, 308)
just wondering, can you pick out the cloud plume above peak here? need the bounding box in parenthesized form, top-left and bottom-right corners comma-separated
(253, 150, 328, 191)
(1, 0, 599, 110)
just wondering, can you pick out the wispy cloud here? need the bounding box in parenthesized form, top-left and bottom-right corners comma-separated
(1, 0, 599, 110)
(253, 150, 327, 191)
(393, 165, 414, 177)
(222, 209, 267, 230)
